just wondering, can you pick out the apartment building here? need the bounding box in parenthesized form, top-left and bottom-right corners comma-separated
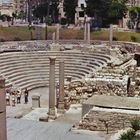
(14, 0, 27, 13)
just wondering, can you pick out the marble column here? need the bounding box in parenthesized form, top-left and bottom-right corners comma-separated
(0, 78, 7, 140)
(84, 22, 87, 42)
(109, 24, 113, 48)
(56, 24, 60, 42)
(87, 22, 90, 44)
(58, 60, 65, 113)
(48, 57, 56, 119)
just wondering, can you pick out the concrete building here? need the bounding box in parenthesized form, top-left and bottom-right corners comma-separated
(0, 0, 16, 16)
(58, 0, 65, 19)
(122, 0, 140, 28)
(15, 0, 27, 13)
(127, 0, 140, 6)
(75, 0, 87, 26)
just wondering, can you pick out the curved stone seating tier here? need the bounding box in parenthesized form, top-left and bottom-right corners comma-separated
(7, 70, 86, 85)
(0, 60, 97, 70)
(5, 72, 84, 88)
(0, 51, 110, 62)
(6, 73, 84, 90)
(0, 60, 99, 73)
(0, 51, 110, 90)
(0, 55, 108, 66)
(5, 70, 84, 82)
(3, 66, 91, 79)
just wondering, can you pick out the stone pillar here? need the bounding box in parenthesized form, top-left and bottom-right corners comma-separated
(109, 24, 113, 48)
(87, 22, 90, 44)
(0, 78, 7, 140)
(58, 60, 65, 113)
(133, 64, 137, 81)
(52, 32, 56, 43)
(32, 94, 40, 109)
(48, 57, 56, 120)
(84, 22, 87, 42)
(56, 24, 60, 42)
(35, 26, 41, 40)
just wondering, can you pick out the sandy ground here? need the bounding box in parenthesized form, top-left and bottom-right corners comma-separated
(6, 87, 105, 140)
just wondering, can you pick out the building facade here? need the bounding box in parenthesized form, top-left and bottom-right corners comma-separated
(75, 0, 87, 26)
(14, 0, 27, 13)
(0, 0, 16, 16)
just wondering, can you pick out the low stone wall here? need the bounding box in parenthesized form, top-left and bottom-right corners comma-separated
(78, 108, 140, 132)
(0, 40, 139, 53)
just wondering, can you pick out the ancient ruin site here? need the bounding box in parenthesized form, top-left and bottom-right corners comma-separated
(0, 31, 140, 140)
(1, 0, 140, 140)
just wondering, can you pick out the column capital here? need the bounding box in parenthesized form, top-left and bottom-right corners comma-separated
(49, 56, 56, 65)
(49, 56, 56, 61)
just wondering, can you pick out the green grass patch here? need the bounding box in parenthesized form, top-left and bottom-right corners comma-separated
(1, 26, 140, 42)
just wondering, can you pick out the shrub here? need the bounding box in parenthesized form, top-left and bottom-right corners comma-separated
(60, 18, 67, 25)
(131, 119, 140, 132)
(119, 129, 135, 140)
(131, 36, 138, 42)
(119, 119, 140, 140)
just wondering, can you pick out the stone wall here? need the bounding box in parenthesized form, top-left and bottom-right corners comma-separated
(78, 108, 140, 132)
(0, 40, 140, 53)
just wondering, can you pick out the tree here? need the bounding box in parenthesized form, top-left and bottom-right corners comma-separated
(33, 3, 47, 23)
(129, 6, 140, 29)
(44, 16, 52, 39)
(63, 0, 78, 24)
(108, 0, 128, 24)
(33, 0, 59, 23)
(86, 0, 112, 26)
(85, 0, 128, 26)
(17, 10, 26, 20)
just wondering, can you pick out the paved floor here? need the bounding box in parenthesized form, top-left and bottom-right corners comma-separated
(6, 87, 105, 140)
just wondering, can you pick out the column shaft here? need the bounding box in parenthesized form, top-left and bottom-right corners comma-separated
(109, 24, 113, 47)
(84, 22, 87, 42)
(0, 78, 7, 140)
(56, 24, 60, 42)
(58, 60, 65, 113)
(49, 57, 56, 118)
(87, 22, 90, 44)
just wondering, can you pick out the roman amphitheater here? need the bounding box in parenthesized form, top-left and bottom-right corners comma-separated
(1, 39, 140, 140)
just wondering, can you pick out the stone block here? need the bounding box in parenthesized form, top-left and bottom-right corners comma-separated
(32, 95, 40, 109)
(39, 116, 48, 122)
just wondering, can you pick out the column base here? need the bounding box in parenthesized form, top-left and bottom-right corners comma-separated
(57, 102, 65, 114)
(48, 107, 57, 120)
